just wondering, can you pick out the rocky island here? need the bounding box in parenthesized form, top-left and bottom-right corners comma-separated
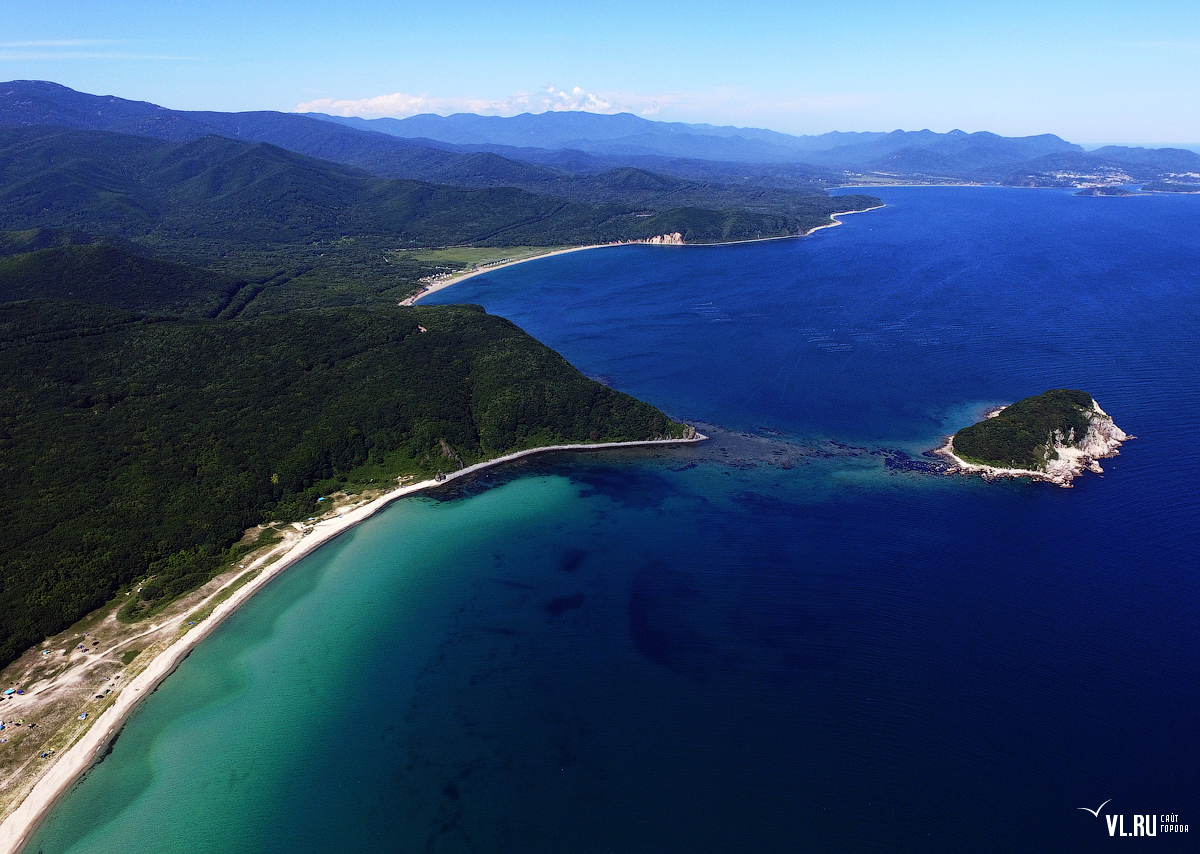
(936, 389, 1131, 487)
(1074, 186, 1137, 197)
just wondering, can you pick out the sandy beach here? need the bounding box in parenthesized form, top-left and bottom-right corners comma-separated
(401, 208, 883, 306)
(932, 434, 1057, 482)
(0, 433, 705, 854)
(401, 244, 615, 305)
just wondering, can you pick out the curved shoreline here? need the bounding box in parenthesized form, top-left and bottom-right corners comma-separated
(0, 433, 706, 854)
(401, 243, 614, 305)
(402, 206, 884, 306)
(801, 204, 886, 236)
(932, 434, 1063, 484)
(5, 200, 883, 850)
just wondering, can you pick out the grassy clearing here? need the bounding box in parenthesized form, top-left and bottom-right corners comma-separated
(187, 569, 262, 625)
(388, 245, 573, 269)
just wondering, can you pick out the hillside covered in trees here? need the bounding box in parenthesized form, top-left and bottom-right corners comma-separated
(952, 389, 1096, 470)
(0, 300, 686, 665)
(0, 82, 891, 671)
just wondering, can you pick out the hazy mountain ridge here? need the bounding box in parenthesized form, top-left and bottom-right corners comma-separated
(311, 109, 1083, 167)
(0, 80, 575, 188)
(1, 81, 880, 215)
(316, 110, 868, 151)
(9, 79, 1195, 191)
(311, 106, 1200, 186)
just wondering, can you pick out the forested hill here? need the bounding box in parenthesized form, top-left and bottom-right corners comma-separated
(0, 243, 242, 314)
(0, 300, 687, 666)
(6, 80, 1199, 191)
(0, 81, 880, 223)
(0, 125, 872, 250)
(952, 389, 1095, 470)
(0, 83, 879, 672)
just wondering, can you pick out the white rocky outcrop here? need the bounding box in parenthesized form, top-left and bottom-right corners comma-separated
(643, 232, 684, 245)
(1040, 401, 1129, 483)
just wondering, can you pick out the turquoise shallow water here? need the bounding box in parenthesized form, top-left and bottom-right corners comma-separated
(24, 188, 1200, 852)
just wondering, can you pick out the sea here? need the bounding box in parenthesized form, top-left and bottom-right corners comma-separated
(23, 187, 1200, 853)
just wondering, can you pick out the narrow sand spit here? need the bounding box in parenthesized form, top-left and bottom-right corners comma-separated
(0, 434, 705, 854)
(802, 205, 886, 236)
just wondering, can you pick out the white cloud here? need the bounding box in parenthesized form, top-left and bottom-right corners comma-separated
(295, 85, 627, 118)
(0, 52, 203, 61)
(0, 39, 202, 61)
(0, 40, 120, 48)
(295, 85, 874, 130)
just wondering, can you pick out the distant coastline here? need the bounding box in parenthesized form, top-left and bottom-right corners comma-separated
(403, 206, 885, 305)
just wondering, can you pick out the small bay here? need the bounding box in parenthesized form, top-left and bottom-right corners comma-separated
(25, 187, 1200, 852)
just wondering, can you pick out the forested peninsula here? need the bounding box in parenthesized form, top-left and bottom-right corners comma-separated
(0, 83, 883, 829)
(0, 95, 883, 670)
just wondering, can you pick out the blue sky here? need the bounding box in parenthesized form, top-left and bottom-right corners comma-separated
(3, 0, 1198, 145)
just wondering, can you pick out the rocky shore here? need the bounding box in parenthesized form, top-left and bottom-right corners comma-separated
(935, 399, 1131, 487)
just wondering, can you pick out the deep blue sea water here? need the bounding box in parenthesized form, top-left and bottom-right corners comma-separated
(24, 188, 1200, 853)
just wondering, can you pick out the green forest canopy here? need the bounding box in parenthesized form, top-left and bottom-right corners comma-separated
(953, 389, 1095, 470)
(0, 301, 686, 666)
(0, 121, 882, 670)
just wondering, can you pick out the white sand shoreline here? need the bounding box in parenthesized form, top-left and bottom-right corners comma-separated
(402, 244, 614, 305)
(932, 434, 1061, 484)
(802, 204, 886, 236)
(0, 433, 705, 854)
(4, 200, 886, 849)
(402, 206, 884, 305)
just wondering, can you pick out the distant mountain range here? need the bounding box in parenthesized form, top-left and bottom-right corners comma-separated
(317, 111, 1081, 168)
(0, 80, 877, 226)
(4, 80, 1198, 191)
(311, 107, 1200, 187)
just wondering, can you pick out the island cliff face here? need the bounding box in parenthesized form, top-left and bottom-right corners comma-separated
(936, 389, 1130, 487)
